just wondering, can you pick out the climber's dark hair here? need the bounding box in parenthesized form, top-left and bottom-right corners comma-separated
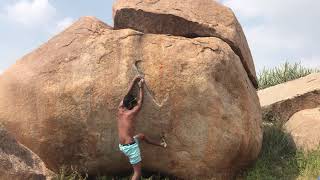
(123, 94, 137, 110)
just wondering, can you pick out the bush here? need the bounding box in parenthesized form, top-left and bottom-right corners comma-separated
(258, 62, 319, 89)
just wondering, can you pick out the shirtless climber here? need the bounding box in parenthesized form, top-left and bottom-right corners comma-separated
(117, 75, 167, 180)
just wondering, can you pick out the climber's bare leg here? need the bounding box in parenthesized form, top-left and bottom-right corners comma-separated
(134, 133, 167, 148)
(131, 162, 141, 180)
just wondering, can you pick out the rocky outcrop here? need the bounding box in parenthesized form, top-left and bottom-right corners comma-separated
(258, 73, 320, 122)
(0, 16, 262, 179)
(113, 0, 258, 88)
(284, 108, 320, 152)
(0, 126, 52, 180)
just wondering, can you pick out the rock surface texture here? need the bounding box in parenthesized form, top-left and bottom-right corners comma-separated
(258, 73, 320, 122)
(0, 6, 262, 180)
(113, 0, 258, 88)
(0, 126, 52, 180)
(284, 108, 320, 152)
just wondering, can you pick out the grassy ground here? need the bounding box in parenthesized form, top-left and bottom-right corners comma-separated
(53, 171, 169, 180)
(55, 62, 320, 179)
(243, 123, 320, 180)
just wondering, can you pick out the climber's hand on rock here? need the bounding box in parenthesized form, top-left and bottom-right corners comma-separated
(134, 75, 143, 81)
(138, 79, 145, 88)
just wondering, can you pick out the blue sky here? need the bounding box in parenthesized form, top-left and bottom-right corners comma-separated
(0, 0, 319, 74)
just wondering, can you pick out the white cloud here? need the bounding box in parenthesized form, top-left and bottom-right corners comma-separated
(222, 0, 320, 71)
(5, 0, 56, 27)
(53, 17, 74, 34)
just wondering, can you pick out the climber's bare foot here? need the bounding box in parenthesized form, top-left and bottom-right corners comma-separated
(160, 137, 167, 148)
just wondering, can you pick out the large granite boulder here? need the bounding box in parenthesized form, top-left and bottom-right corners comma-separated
(113, 0, 258, 88)
(0, 16, 262, 179)
(284, 108, 320, 152)
(0, 126, 52, 180)
(258, 73, 320, 122)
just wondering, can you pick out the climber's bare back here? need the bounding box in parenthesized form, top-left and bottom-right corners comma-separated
(117, 108, 138, 144)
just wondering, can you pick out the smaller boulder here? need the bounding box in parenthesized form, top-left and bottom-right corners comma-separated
(258, 73, 320, 122)
(0, 126, 53, 180)
(284, 108, 320, 152)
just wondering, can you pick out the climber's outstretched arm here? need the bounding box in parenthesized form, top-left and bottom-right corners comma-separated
(132, 79, 144, 113)
(126, 75, 142, 96)
(118, 75, 142, 108)
(137, 79, 144, 105)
